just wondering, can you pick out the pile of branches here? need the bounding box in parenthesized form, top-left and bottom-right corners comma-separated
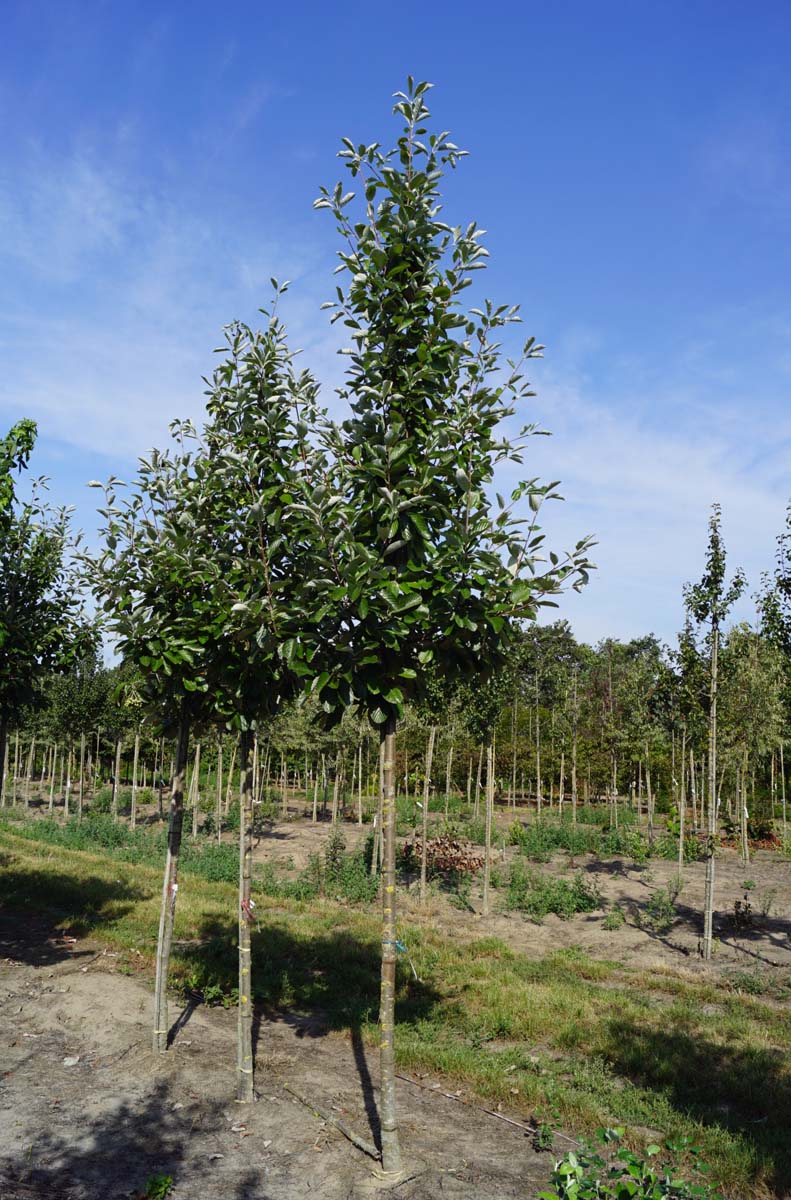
(406, 834, 485, 877)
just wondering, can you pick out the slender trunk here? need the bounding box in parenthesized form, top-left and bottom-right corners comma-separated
(510, 693, 518, 810)
(466, 755, 472, 807)
(482, 743, 494, 917)
(78, 734, 86, 821)
(535, 673, 542, 815)
(111, 738, 122, 821)
(689, 750, 698, 832)
(216, 736, 223, 845)
(370, 743, 383, 876)
(702, 627, 719, 961)
(678, 727, 687, 876)
(12, 731, 19, 805)
(225, 742, 237, 816)
(24, 736, 35, 809)
(237, 728, 255, 1101)
(152, 705, 190, 1053)
(645, 748, 654, 846)
(357, 739, 364, 826)
(65, 745, 74, 817)
(571, 671, 578, 824)
(49, 745, 57, 813)
(331, 762, 341, 823)
(781, 742, 787, 842)
(191, 743, 201, 837)
(131, 729, 140, 831)
(559, 751, 565, 820)
(0, 720, 7, 808)
(741, 748, 750, 865)
(444, 724, 454, 820)
(474, 745, 483, 820)
(419, 726, 437, 905)
(378, 716, 403, 1176)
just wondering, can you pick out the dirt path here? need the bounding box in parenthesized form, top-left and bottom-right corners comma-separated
(0, 918, 554, 1200)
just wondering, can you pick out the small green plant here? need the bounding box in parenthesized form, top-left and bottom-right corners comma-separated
(731, 894, 753, 931)
(507, 861, 601, 921)
(741, 878, 756, 891)
(728, 970, 766, 996)
(533, 1121, 555, 1152)
(143, 1174, 174, 1200)
(603, 904, 626, 931)
(540, 1129, 722, 1200)
(639, 885, 679, 935)
(758, 888, 777, 918)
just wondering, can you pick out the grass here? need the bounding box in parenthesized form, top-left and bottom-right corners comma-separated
(1, 822, 790, 1198)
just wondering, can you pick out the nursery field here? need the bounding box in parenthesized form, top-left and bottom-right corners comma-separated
(2, 794, 791, 1199)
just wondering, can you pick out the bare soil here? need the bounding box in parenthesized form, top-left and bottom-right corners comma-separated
(0, 913, 554, 1200)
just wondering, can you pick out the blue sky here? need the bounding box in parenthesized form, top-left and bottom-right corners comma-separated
(2, 1, 790, 646)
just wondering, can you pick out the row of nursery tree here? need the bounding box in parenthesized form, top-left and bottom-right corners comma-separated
(2, 79, 790, 1178)
(4, 597, 790, 837)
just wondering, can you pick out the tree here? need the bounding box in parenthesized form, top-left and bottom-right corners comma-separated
(195, 291, 330, 1101)
(91, 442, 221, 1051)
(311, 78, 593, 1176)
(0, 421, 89, 805)
(684, 503, 745, 960)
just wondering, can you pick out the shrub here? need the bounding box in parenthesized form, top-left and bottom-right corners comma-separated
(639, 885, 680, 935)
(603, 905, 626, 931)
(507, 861, 601, 921)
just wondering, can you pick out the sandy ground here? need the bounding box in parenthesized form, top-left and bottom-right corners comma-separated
(0, 914, 555, 1200)
(251, 810, 791, 977)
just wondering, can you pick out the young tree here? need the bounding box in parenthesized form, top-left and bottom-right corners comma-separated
(311, 79, 593, 1176)
(91, 446, 220, 1052)
(0, 421, 89, 804)
(196, 292, 330, 1101)
(684, 503, 745, 961)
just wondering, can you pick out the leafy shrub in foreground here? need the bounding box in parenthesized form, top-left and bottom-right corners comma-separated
(541, 1129, 721, 1200)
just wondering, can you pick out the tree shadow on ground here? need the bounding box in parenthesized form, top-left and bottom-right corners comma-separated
(174, 913, 440, 1153)
(0, 864, 149, 968)
(0, 1079, 268, 1200)
(603, 1017, 791, 1196)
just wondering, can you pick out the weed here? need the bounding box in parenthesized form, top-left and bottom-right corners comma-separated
(603, 905, 626, 931)
(142, 1174, 173, 1200)
(533, 1122, 555, 1152)
(758, 888, 777, 918)
(639, 886, 678, 935)
(741, 879, 756, 891)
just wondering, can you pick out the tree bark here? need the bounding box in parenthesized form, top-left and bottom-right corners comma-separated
(482, 743, 494, 917)
(131, 729, 140, 831)
(152, 704, 190, 1054)
(237, 728, 255, 1101)
(0, 720, 7, 808)
(78, 734, 86, 821)
(419, 726, 437, 905)
(702, 626, 719, 961)
(216, 735, 224, 845)
(111, 737, 122, 822)
(378, 716, 403, 1176)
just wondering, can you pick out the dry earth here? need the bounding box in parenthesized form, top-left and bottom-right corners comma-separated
(0, 913, 555, 1200)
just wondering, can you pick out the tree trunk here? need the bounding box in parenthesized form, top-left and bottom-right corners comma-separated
(444, 724, 454, 820)
(702, 627, 719, 962)
(535, 673, 542, 815)
(152, 704, 190, 1053)
(49, 745, 57, 813)
(64, 744, 71, 817)
(216, 736, 224, 845)
(111, 738, 122, 821)
(24, 736, 35, 809)
(781, 742, 787, 843)
(131, 729, 140, 831)
(378, 716, 403, 1176)
(190, 743, 201, 837)
(78, 734, 86, 821)
(0, 720, 7, 808)
(419, 726, 437, 905)
(237, 728, 255, 1101)
(741, 748, 750, 865)
(645, 748, 654, 846)
(474, 745, 483, 820)
(482, 743, 494, 917)
(678, 726, 687, 877)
